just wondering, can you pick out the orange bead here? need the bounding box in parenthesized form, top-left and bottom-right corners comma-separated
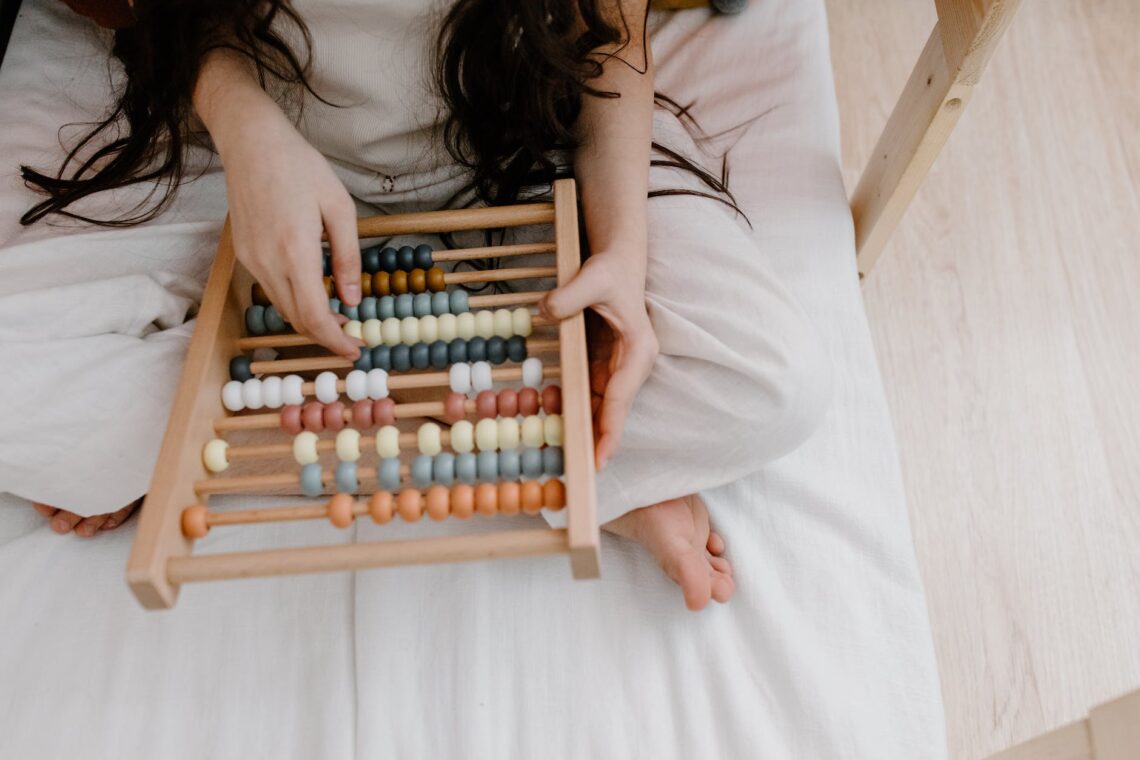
(521, 481, 543, 514)
(322, 276, 334, 297)
(369, 491, 393, 524)
(397, 488, 423, 522)
(451, 484, 475, 519)
(359, 273, 372, 297)
(498, 482, 521, 515)
(251, 283, 270, 306)
(542, 479, 566, 510)
(181, 504, 210, 539)
(390, 270, 408, 295)
(409, 268, 427, 294)
(426, 485, 450, 521)
(426, 267, 446, 292)
(327, 493, 356, 528)
(475, 483, 498, 516)
(372, 271, 390, 297)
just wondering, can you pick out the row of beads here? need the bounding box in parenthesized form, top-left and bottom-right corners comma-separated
(330, 289, 469, 323)
(343, 307, 533, 348)
(354, 244, 434, 274)
(250, 266, 446, 306)
(221, 375, 307, 411)
(344, 335, 527, 375)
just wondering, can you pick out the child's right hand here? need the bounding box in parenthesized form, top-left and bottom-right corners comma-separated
(194, 50, 362, 359)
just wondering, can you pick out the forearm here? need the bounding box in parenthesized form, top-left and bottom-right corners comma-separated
(192, 48, 281, 156)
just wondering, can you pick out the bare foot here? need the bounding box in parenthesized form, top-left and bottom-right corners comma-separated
(32, 499, 141, 538)
(605, 494, 735, 611)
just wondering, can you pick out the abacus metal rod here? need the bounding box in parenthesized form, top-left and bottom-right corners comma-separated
(249, 338, 560, 375)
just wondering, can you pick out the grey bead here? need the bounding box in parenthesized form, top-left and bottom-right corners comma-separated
(431, 291, 450, 316)
(328, 297, 341, 315)
(264, 305, 287, 333)
(414, 244, 433, 270)
(542, 446, 564, 476)
(362, 246, 381, 273)
(359, 297, 378, 321)
(477, 451, 498, 482)
(448, 338, 468, 364)
(353, 350, 372, 371)
(433, 452, 456, 485)
(411, 455, 434, 488)
(410, 342, 431, 369)
(379, 247, 398, 273)
(397, 245, 416, 271)
(394, 293, 415, 319)
(449, 289, 469, 314)
(413, 293, 433, 317)
(378, 296, 396, 320)
(229, 355, 253, 382)
(300, 463, 324, 497)
(342, 303, 359, 321)
(521, 448, 543, 479)
(429, 340, 450, 369)
(335, 462, 359, 494)
(390, 344, 411, 372)
(486, 336, 506, 365)
(467, 337, 486, 362)
(455, 453, 478, 484)
(378, 458, 401, 491)
(499, 450, 520, 481)
(371, 345, 391, 371)
(245, 305, 267, 336)
(506, 335, 527, 363)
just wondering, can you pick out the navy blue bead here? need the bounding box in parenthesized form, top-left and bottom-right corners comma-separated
(506, 335, 527, 363)
(341, 303, 359, 321)
(371, 345, 391, 371)
(359, 297, 378, 321)
(264, 305, 287, 333)
(245, 305, 267, 336)
(429, 340, 450, 369)
(378, 296, 396, 320)
(431, 291, 450, 316)
(362, 246, 381, 273)
(448, 338, 468, 364)
(322, 254, 332, 276)
(394, 293, 414, 319)
(229, 355, 253, 382)
(390, 344, 412, 372)
(467, 337, 487, 363)
(413, 244, 433, 270)
(412, 293, 433, 317)
(397, 245, 416, 271)
(353, 350, 373, 371)
(410, 342, 431, 369)
(542, 446, 564, 476)
(379, 247, 399, 273)
(486, 336, 506, 365)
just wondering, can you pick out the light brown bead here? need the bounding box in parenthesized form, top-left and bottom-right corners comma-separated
(475, 483, 498, 516)
(542, 479, 566, 510)
(451, 484, 474, 519)
(521, 481, 543, 514)
(390, 270, 408, 295)
(426, 485, 450, 521)
(322, 277, 335, 297)
(426, 267, 446, 292)
(397, 488, 423, 522)
(369, 491, 393, 524)
(372, 271, 390, 297)
(498, 482, 521, 516)
(327, 493, 355, 528)
(409, 268, 427, 294)
(359, 273, 372, 297)
(181, 504, 210, 539)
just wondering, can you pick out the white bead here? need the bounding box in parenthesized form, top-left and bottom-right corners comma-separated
(345, 369, 368, 402)
(437, 313, 458, 342)
(521, 416, 545, 448)
(343, 320, 363, 340)
(498, 417, 520, 449)
(202, 439, 229, 473)
(493, 309, 513, 339)
(400, 316, 419, 345)
(470, 361, 493, 392)
(512, 308, 532, 338)
(315, 371, 340, 403)
(241, 378, 264, 410)
(449, 363, 472, 394)
(261, 375, 283, 409)
(450, 420, 474, 453)
(222, 380, 245, 411)
(375, 425, 400, 459)
(419, 314, 439, 344)
(335, 428, 361, 462)
(456, 312, 476, 340)
(293, 431, 320, 465)
(522, 357, 543, 388)
(543, 414, 564, 446)
(474, 310, 496, 339)
(475, 418, 499, 451)
(362, 319, 383, 348)
(282, 375, 304, 406)
(381, 317, 402, 346)
(417, 422, 442, 456)
(366, 368, 389, 399)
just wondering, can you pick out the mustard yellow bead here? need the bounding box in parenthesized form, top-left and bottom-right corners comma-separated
(417, 422, 442, 456)
(475, 418, 499, 451)
(474, 310, 495, 339)
(437, 313, 458, 342)
(456, 312, 476, 340)
(293, 431, 320, 465)
(497, 417, 520, 450)
(450, 420, 475, 453)
(543, 414, 564, 446)
(335, 428, 362, 462)
(361, 319, 383, 348)
(343, 320, 363, 340)
(493, 309, 513, 339)
(202, 438, 229, 473)
(419, 314, 439, 344)
(512, 308, 532, 338)
(381, 317, 402, 346)
(521, 415, 544, 448)
(375, 425, 400, 459)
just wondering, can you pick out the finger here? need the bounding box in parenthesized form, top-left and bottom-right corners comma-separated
(75, 514, 109, 538)
(289, 274, 361, 359)
(595, 349, 655, 468)
(541, 260, 608, 321)
(51, 510, 83, 535)
(323, 192, 361, 306)
(102, 500, 142, 531)
(32, 503, 59, 519)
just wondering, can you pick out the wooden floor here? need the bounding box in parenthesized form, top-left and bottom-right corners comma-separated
(825, 2, 1140, 758)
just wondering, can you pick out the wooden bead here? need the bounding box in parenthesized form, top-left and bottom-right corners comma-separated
(475, 483, 498, 516)
(351, 399, 373, 428)
(372, 271, 390, 297)
(323, 277, 335, 297)
(397, 488, 423, 522)
(426, 485, 450, 521)
(518, 387, 540, 416)
(369, 491, 393, 524)
(181, 504, 210, 539)
(359, 274, 372, 297)
(444, 392, 467, 423)
(372, 397, 396, 426)
(426, 267, 446, 292)
(391, 270, 408, 295)
(521, 481, 543, 514)
(280, 404, 303, 435)
(497, 388, 518, 417)
(202, 438, 229, 473)
(498, 481, 521, 515)
(327, 493, 355, 528)
(542, 479, 566, 510)
(409, 268, 427, 293)
(475, 390, 498, 419)
(542, 385, 562, 414)
(251, 283, 270, 306)
(302, 401, 325, 432)
(451, 484, 475, 519)
(324, 401, 347, 432)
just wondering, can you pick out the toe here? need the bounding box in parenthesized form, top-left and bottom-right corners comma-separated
(101, 500, 141, 531)
(709, 555, 733, 577)
(51, 510, 83, 535)
(32, 503, 59, 520)
(663, 547, 714, 612)
(710, 570, 736, 604)
(75, 514, 109, 538)
(707, 531, 726, 556)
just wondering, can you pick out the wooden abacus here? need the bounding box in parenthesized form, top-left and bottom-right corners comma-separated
(127, 179, 599, 609)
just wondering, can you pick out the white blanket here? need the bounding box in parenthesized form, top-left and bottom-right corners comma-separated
(0, 1, 947, 758)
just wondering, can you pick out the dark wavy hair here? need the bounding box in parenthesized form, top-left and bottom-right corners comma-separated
(20, 0, 740, 226)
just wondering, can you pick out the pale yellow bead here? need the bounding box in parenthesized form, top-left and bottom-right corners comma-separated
(419, 315, 439, 344)
(375, 425, 400, 459)
(497, 417, 520, 450)
(400, 315, 420, 345)
(511, 308, 532, 338)
(521, 415, 545, 448)
(381, 317, 402, 346)
(437, 313, 458, 342)
(202, 438, 229, 473)
(362, 319, 383, 348)
(335, 428, 362, 462)
(543, 414, 564, 446)
(475, 418, 499, 451)
(474, 310, 496, 339)
(343, 320, 363, 340)
(417, 422, 442, 456)
(293, 431, 320, 465)
(450, 420, 474, 453)
(456, 312, 476, 340)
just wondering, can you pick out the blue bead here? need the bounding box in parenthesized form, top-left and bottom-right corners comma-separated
(378, 296, 396, 320)
(499, 450, 520, 480)
(379, 247, 399, 273)
(397, 245, 415, 271)
(378, 458, 401, 491)
(342, 303, 359, 321)
(414, 244, 433, 270)
(353, 350, 372, 371)
(300, 463, 324, 497)
(229, 355, 253, 382)
(335, 462, 359, 494)
(411, 455, 433, 488)
(410, 342, 431, 369)
(431, 291, 450, 316)
(264, 305, 286, 333)
(328, 297, 342, 315)
(542, 447, 564, 476)
(455, 453, 478, 484)
(506, 335, 527, 363)
(362, 246, 381, 273)
(412, 293, 433, 317)
(359, 297, 378, 321)
(390, 344, 411, 372)
(245, 305, 267, 336)
(371, 345, 391, 371)
(429, 341, 449, 369)
(477, 451, 498, 482)
(448, 338, 468, 364)
(486, 336, 506, 365)
(467, 337, 486, 362)
(394, 293, 415, 319)
(521, 448, 543, 479)
(433, 452, 456, 485)
(449, 290, 469, 313)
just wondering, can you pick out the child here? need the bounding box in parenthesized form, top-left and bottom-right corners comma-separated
(24, 0, 831, 611)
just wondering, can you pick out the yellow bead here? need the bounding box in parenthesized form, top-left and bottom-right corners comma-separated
(437, 313, 458, 342)
(400, 315, 419, 345)
(361, 319, 383, 348)
(343, 320, 363, 340)
(202, 438, 229, 473)
(512, 308, 532, 338)
(493, 308, 513, 339)
(450, 420, 474, 453)
(456, 312, 476, 340)
(417, 422, 442, 456)
(293, 431, 320, 465)
(419, 314, 439, 344)
(521, 416, 544, 448)
(375, 425, 400, 459)
(475, 310, 496, 339)
(543, 414, 563, 446)
(335, 429, 361, 462)
(497, 417, 519, 450)
(381, 317, 402, 346)
(475, 418, 499, 451)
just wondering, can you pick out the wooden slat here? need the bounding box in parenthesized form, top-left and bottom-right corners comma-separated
(356, 203, 554, 238)
(1088, 689, 1140, 760)
(986, 720, 1093, 760)
(934, 0, 1022, 85)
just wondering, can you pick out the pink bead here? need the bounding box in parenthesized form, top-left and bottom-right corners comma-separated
(324, 401, 346, 431)
(373, 398, 396, 427)
(443, 392, 467, 424)
(280, 405, 303, 435)
(352, 399, 374, 429)
(475, 390, 497, 419)
(542, 385, 562, 415)
(302, 402, 325, 432)
(497, 388, 518, 418)
(518, 387, 539, 416)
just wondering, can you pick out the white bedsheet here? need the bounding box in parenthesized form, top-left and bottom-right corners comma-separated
(0, 1, 947, 758)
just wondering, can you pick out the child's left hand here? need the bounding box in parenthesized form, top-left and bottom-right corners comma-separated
(541, 251, 658, 470)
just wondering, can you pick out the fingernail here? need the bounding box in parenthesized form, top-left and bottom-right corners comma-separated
(344, 283, 361, 303)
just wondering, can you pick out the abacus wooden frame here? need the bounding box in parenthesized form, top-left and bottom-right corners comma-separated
(127, 178, 599, 610)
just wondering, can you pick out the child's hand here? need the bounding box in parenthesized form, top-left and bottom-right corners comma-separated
(541, 252, 658, 470)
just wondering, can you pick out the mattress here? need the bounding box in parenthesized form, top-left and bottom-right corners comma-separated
(0, 1, 947, 758)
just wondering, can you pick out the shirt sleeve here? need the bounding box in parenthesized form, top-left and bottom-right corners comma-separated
(59, 0, 134, 29)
